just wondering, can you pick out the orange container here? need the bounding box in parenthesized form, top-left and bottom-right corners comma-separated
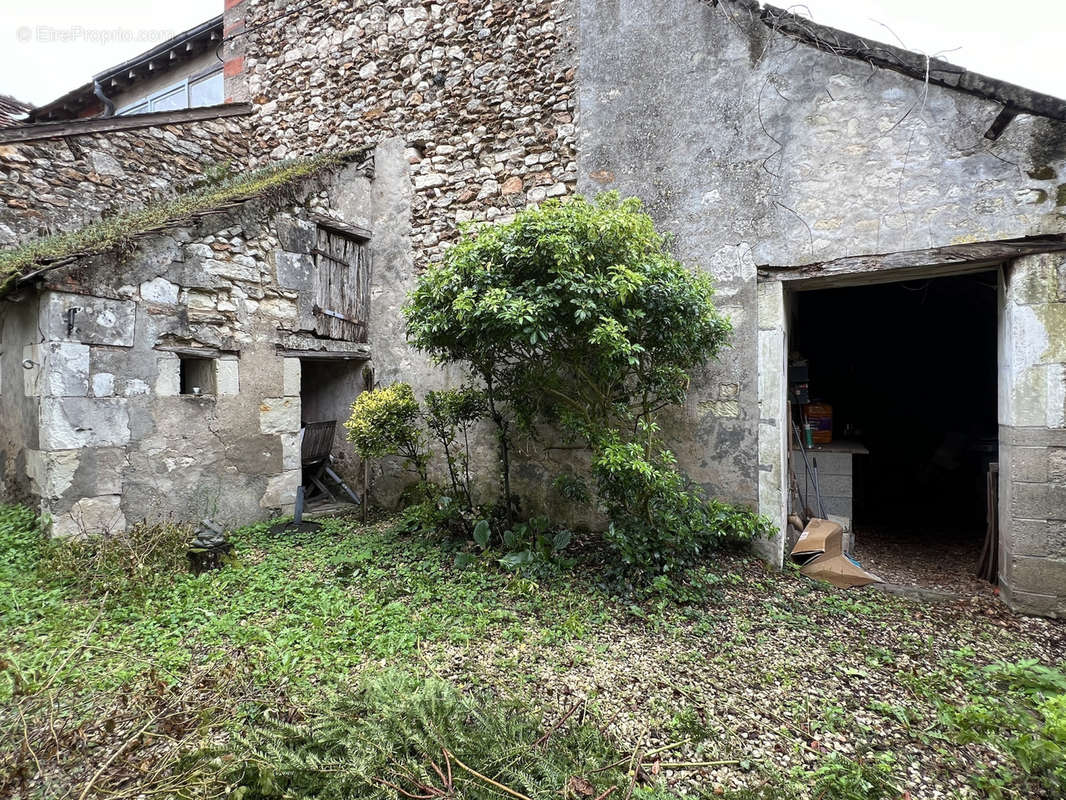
(804, 403, 832, 444)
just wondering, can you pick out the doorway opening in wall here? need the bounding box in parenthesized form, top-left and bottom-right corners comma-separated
(298, 356, 367, 514)
(788, 270, 1000, 595)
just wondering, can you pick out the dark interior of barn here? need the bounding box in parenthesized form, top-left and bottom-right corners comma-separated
(790, 270, 999, 590)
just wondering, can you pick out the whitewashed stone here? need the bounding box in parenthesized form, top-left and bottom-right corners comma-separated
(283, 358, 301, 397)
(217, 358, 240, 395)
(259, 397, 299, 434)
(39, 397, 130, 450)
(140, 277, 179, 304)
(260, 470, 300, 509)
(52, 496, 126, 538)
(91, 372, 115, 397)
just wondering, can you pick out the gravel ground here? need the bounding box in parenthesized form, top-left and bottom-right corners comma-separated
(854, 524, 993, 597)
(425, 555, 1065, 799)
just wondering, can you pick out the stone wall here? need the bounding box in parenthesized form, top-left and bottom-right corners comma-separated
(998, 252, 1066, 616)
(0, 115, 250, 247)
(11, 167, 373, 535)
(576, 0, 1066, 538)
(225, 0, 577, 266)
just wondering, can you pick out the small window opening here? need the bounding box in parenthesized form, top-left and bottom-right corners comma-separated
(179, 356, 216, 396)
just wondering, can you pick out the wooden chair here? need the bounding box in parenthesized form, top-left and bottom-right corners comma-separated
(300, 420, 361, 505)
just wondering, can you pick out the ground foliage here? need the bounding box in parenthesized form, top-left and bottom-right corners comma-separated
(202, 669, 632, 800)
(2, 506, 1065, 799)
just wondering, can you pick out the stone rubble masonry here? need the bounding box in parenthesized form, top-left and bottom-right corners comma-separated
(6, 170, 373, 536)
(0, 115, 250, 247)
(225, 0, 577, 266)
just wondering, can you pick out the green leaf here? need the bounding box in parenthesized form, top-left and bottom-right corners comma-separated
(498, 550, 531, 569)
(472, 520, 491, 549)
(454, 552, 476, 569)
(552, 529, 572, 551)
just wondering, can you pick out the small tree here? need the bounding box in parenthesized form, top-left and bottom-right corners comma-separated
(423, 386, 484, 510)
(406, 193, 771, 581)
(345, 383, 429, 484)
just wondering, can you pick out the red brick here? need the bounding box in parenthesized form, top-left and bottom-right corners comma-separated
(223, 56, 245, 77)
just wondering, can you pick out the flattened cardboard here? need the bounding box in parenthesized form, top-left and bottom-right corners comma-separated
(791, 518, 882, 588)
(800, 551, 883, 589)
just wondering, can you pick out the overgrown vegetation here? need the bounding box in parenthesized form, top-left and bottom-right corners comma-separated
(0, 151, 361, 293)
(201, 669, 631, 800)
(387, 193, 771, 587)
(2, 505, 1065, 799)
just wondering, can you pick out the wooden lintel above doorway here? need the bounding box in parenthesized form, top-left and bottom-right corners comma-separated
(758, 234, 1066, 290)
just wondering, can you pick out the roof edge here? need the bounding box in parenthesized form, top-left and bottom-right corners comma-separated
(0, 103, 252, 145)
(758, 4, 1066, 124)
(0, 148, 373, 297)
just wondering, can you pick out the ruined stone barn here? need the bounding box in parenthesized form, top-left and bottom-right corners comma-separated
(0, 152, 382, 535)
(2, 0, 1066, 614)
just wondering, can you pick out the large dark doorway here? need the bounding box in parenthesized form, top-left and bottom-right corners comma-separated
(790, 271, 999, 591)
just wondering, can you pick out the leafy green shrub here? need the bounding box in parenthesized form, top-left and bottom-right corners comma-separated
(37, 520, 190, 599)
(346, 383, 429, 484)
(203, 670, 627, 800)
(423, 385, 485, 509)
(594, 428, 770, 584)
(405, 193, 732, 534)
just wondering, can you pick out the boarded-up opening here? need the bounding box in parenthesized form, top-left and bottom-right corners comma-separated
(789, 270, 999, 593)
(312, 228, 371, 342)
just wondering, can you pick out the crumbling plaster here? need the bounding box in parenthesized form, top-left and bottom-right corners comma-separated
(11, 166, 376, 535)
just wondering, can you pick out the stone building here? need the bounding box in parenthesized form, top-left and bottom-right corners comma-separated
(2, 0, 1066, 614)
(0, 151, 380, 535)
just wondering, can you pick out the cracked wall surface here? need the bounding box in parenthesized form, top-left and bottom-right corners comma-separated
(576, 0, 1066, 608)
(5, 165, 374, 535)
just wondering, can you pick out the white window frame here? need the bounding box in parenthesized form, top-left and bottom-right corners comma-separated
(116, 67, 223, 116)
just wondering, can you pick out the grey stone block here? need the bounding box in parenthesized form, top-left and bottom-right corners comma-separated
(259, 397, 299, 434)
(814, 472, 852, 497)
(275, 251, 315, 290)
(275, 216, 317, 254)
(1007, 518, 1051, 557)
(50, 495, 126, 537)
(819, 495, 852, 518)
(39, 397, 131, 450)
(1006, 555, 1066, 596)
(1000, 583, 1066, 618)
(1013, 446, 1049, 483)
(1011, 482, 1061, 520)
(39, 292, 135, 347)
(806, 451, 853, 476)
(41, 342, 90, 397)
(1049, 448, 1066, 483)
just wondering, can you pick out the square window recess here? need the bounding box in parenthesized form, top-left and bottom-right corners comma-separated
(179, 356, 216, 396)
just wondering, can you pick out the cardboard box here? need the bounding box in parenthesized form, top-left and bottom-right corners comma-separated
(790, 518, 882, 589)
(790, 517, 842, 565)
